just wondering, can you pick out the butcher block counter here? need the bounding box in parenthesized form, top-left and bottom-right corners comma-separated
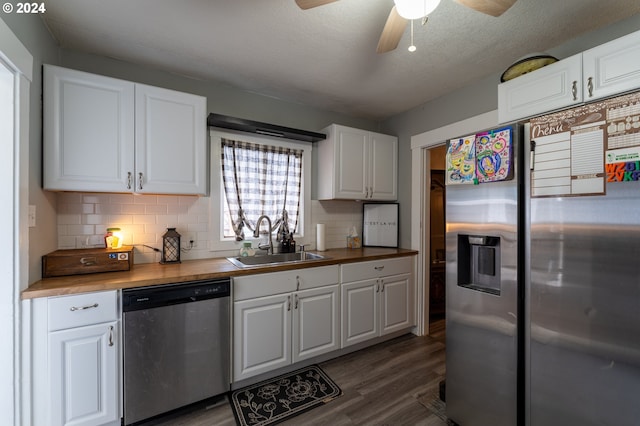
(22, 247, 417, 299)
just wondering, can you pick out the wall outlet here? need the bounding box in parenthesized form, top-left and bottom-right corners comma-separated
(182, 232, 196, 248)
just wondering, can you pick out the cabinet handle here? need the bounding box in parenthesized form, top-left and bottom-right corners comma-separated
(138, 172, 144, 190)
(108, 325, 114, 347)
(587, 77, 594, 97)
(127, 172, 133, 190)
(69, 303, 98, 312)
(381, 279, 385, 292)
(376, 281, 380, 293)
(571, 81, 578, 101)
(294, 294, 299, 310)
(287, 295, 291, 311)
(374, 266, 385, 271)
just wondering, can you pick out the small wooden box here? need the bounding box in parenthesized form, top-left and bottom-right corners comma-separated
(42, 246, 134, 278)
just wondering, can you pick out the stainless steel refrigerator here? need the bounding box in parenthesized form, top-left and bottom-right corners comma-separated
(445, 124, 524, 426)
(445, 93, 640, 426)
(527, 96, 640, 425)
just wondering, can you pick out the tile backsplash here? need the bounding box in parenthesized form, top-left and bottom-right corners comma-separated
(56, 193, 364, 264)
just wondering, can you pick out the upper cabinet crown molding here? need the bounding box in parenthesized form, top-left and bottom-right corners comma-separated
(498, 29, 640, 123)
(43, 65, 207, 195)
(316, 124, 398, 201)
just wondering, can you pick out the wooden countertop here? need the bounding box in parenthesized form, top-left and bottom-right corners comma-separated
(22, 247, 418, 299)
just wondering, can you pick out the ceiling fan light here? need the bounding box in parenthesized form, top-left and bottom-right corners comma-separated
(394, 0, 441, 20)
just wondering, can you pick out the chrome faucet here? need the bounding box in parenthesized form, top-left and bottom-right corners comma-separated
(254, 215, 274, 255)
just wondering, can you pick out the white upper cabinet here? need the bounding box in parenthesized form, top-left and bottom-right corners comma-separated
(44, 65, 135, 192)
(498, 54, 582, 124)
(498, 29, 640, 123)
(582, 30, 640, 101)
(44, 65, 207, 195)
(134, 84, 207, 194)
(317, 124, 397, 201)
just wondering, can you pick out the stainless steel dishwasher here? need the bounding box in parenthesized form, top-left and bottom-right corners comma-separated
(122, 278, 230, 425)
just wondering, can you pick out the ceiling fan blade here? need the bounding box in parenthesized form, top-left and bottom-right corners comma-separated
(295, 0, 339, 10)
(453, 0, 516, 17)
(377, 6, 408, 54)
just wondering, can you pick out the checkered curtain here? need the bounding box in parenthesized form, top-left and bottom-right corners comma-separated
(221, 138, 303, 240)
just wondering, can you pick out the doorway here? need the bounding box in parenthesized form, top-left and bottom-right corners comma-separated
(428, 145, 446, 335)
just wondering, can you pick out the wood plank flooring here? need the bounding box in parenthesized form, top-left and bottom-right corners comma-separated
(150, 321, 447, 426)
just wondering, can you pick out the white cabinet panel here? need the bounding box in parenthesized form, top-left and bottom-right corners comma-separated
(49, 321, 119, 426)
(233, 293, 291, 381)
(135, 84, 207, 195)
(341, 256, 413, 283)
(370, 132, 398, 200)
(48, 291, 118, 331)
(380, 274, 413, 335)
(44, 65, 135, 192)
(498, 54, 582, 124)
(292, 285, 340, 362)
(583, 30, 640, 101)
(336, 127, 368, 198)
(341, 279, 378, 347)
(233, 265, 339, 301)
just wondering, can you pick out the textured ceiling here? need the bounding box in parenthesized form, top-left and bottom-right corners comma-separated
(41, 0, 640, 120)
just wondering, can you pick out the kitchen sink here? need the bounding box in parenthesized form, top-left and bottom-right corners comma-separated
(227, 252, 328, 268)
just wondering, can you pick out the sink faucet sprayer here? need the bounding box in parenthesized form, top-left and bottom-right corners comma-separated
(254, 215, 274, 255)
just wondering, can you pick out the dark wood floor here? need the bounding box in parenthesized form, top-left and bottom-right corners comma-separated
(151, 320, 447, 426)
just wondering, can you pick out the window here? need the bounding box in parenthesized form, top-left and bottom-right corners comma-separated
(209, 130, 311, 251)
(221, 138, 302, 239)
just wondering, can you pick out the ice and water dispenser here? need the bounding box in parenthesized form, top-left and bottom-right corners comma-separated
(457, 235, 501, 295)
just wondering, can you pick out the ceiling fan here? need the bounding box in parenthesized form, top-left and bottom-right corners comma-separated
(295, 0, 517, 53)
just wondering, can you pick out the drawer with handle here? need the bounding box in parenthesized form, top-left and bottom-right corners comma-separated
(48, 290, 118, 331)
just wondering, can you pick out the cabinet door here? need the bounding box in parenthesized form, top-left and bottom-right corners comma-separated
(233, 293, 291, 381)
(44, 65, 135, 192)
(292, 285, 340, 363)
(583, 30, 640, 101)
(369, 132, 397, 200)
(498, 54, 582, 123)
(334, 126, 368, 199)
(135, 84, 207, 195)
(380, 273, 414, 335)
(49, 321, 119, 426)
(341, 279, 378, 348)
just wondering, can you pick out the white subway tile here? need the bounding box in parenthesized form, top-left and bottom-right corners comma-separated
(67, 224, 95, 235)
(121, 204, 146, 214)
(133, 215, 157, 225)
(108, 215, 134, 225)
(95, 203, 122, 214)
(133, 194, 157, 205)
(84, 214, 105, 225)
(57, 214, 81, 225)
(83, 194, 110, 204)
(157, 195, 179, 205)
(57, 236, 76, 249)
(145, 204, 168, 215)
(167, 204, 189, 215)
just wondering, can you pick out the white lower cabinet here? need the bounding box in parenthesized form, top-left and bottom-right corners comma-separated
(232, 266, 340, 382)
(49, 322, 119, 426)
(341, 257, 415, 348)
(27, 290, 120, 426)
